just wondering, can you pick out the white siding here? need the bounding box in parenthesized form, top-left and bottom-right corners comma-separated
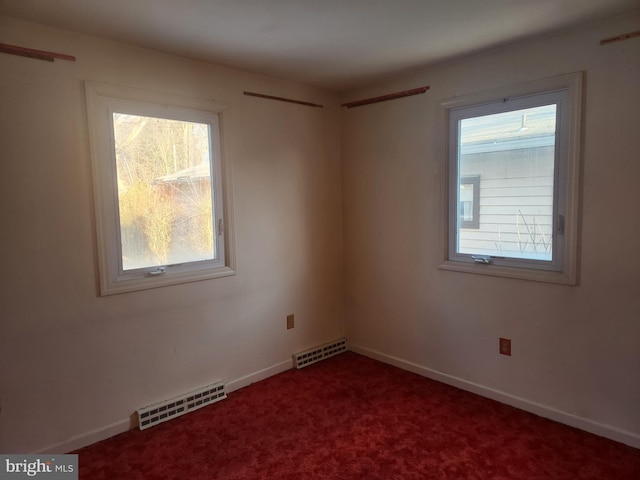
(459, 146, 554, 259)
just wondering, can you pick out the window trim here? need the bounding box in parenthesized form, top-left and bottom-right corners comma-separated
(439, 73, 582, 285)
(85, 81, 235, 295)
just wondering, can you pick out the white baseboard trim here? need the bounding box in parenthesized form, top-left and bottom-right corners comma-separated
(349, 343, 640, 449)
(225, 359, 292, 393)
(33, 359, 293, 454)
(34, 418, 132, 454)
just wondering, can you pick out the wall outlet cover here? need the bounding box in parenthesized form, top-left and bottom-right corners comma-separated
(499, 338, 512, 356)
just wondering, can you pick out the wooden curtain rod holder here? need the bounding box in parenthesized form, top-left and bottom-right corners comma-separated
(0, 43, 76, 62)
(600, 30, 640, 45)
(243, 91, 323, 108)
(341, 86, 430, 108)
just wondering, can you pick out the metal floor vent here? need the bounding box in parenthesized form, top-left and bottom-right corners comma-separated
(293, 338, 348, 369)
(137, 381, 226, 430)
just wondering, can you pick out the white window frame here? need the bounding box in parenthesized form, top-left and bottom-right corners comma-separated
(439, 73, 582, 285)
(85, 81, 235, 295)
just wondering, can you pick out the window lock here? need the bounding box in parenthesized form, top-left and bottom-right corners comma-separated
(471, 255, 491, 264)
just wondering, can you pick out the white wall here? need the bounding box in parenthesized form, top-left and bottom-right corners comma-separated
(0, 16, 343, 453)
(342, 12, 640, 446)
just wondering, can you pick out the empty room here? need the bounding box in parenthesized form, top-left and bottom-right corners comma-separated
(0, 1, 639, 478)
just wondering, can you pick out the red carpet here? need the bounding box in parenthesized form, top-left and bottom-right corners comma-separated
(74, 352, 640, 479)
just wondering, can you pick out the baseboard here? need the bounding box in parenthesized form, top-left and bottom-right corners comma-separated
(349, 343, 640, 449)
(225, 359, 291, 393)
(33, 418, 132, 454)
(33, 359, 292, 454)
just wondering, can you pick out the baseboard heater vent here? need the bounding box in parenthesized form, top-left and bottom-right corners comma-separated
(293, 338, 348, 369)
(137, 381, 226, 430)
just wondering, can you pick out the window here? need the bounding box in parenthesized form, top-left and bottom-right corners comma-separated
(459, 176, 480, 229)
(86, 82, 234, 295)
(440, 73, 582, 284)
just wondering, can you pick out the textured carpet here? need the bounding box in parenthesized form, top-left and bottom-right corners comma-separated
(74, 352, 640, 479)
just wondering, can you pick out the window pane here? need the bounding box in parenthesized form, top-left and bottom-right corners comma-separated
(113, 113, 215, 271)
(457, 104, 556, 261)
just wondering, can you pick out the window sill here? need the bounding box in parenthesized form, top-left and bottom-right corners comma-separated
(439, 260, 576, 285)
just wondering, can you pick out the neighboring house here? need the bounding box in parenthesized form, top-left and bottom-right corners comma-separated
(152, 161, 215, 265)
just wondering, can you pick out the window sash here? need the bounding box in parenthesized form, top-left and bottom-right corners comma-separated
(448, 90, 567, 272)
(106, 102, 226, 276)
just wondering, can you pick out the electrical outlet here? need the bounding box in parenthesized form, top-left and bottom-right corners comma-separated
(286, 314, 294, 330)
(499, 338, 511, 356)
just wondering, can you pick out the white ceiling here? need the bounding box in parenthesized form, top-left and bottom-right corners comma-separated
(1, 0, 638, 91)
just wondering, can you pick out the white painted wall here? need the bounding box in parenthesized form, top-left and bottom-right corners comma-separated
(0, 17, 343, 453)
(342, 12, 640, 445)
